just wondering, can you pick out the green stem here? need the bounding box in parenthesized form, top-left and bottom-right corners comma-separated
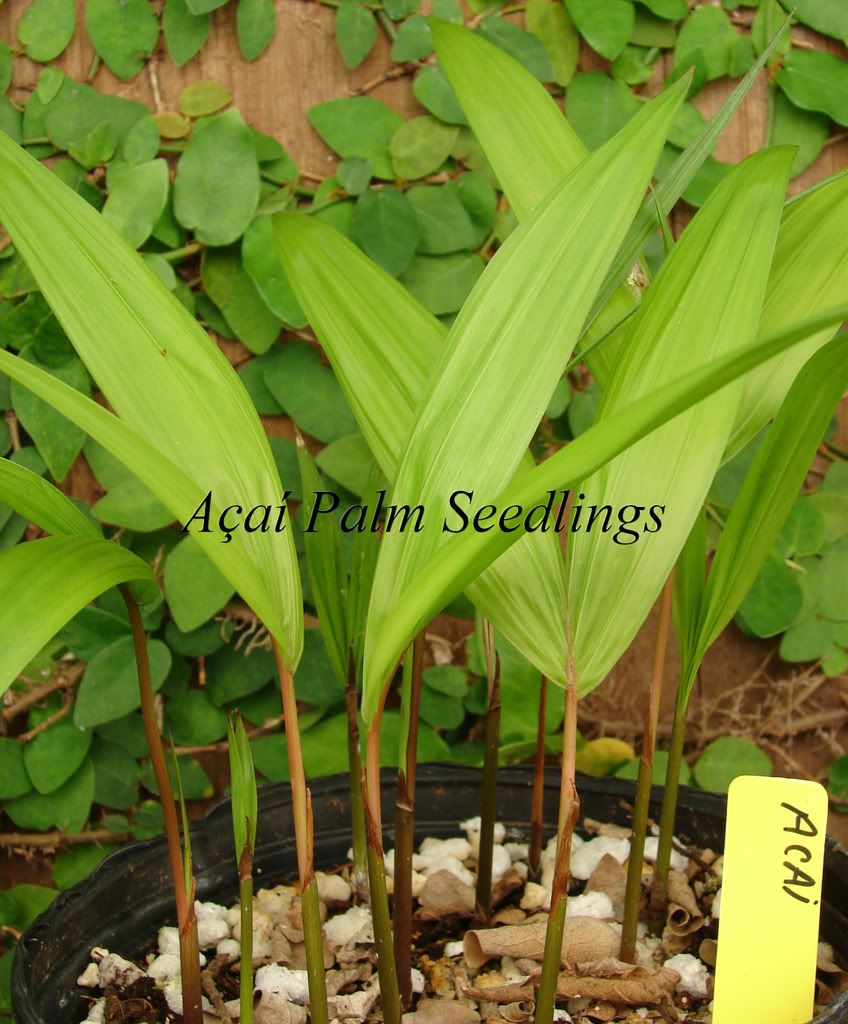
(393, 634, 424, 1008)
(620, 573, 674, 962)
(528, 676, 547, 883)
(302, 876, 328, 1024)
(655, 695, 689, 888)
(160, 242, 202, 263)
(365, 719, 401, 1024)
(346, 657, 368, 896)
(239, 869, 254, 1024)
(179, 895, 204, 1024)
(474, 620, 501, 924)
(121, 588, 203, 1024)
(535, 677, 579, 1024)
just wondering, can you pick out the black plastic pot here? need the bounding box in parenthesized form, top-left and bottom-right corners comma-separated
(12, 764, 848, 1023)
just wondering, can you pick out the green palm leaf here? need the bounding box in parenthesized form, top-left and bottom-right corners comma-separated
(692, 334, 848, 681)
(364, 307, 848, 694)
(274, 214, 568, 686)
(0, 350, 281, 635)
(0, 132, 302, 667)
(360, 81, 687, 718)
(0, 536, 156, 694)
(564, 148, 794, 694)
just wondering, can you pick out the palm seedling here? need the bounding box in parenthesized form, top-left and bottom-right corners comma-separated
(2, 21, 847, 1024)
(228, 712, 259, 1024)
(0, 130, 328, 1023)
(428, 19, 848, 975)
(654, 332, 848, 887)
(277, 24, 848, 1023)
(0, 458, 206, 1022)
(295, 434, 379, 897)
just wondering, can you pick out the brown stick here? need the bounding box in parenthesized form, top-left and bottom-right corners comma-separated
(2, 664, 84, 723)
(15, 698, 72, 743)
(0, 829, 128, 848)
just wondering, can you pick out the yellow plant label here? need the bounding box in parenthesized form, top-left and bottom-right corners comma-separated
(713, 776, 828, 1024)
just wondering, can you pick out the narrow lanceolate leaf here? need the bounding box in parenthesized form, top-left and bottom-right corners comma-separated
(228, 713, 258, 857)
(0, 455, 160, 606)
(672, 508, 706, 681)
(0, 536, 155, 694)
(365, 307, 848, 678)
(0, 456, 98, 539)
(360, 82, 686, 719)
(726, 173, 848, 458)
(564, 148, 794, 694)
(296, 434, 349, 686)
(432, 17, 790, 384)
(0, 132, 302, 668)
(692, 335, 848, 680)
(0, 349, 281, 640)
(431, 18, 637, 387)
(274, 214, 569, 689)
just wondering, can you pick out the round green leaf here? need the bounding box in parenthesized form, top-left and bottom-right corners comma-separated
(262, 341, 358, 443)
(17, 0, 76, 62)
(353, 187, 421, 275)
(421, 665, 467, 698)
(398, 252, 485, 315)
(91, 737, 140, 809)
(102, 158, 169, 249)
(0, 738, 32, 799)
(389, 116, 458, 180)
(295, 628, 345, 706)
(164, 618, 228, 657)
(24, 720, 92, 794)
(566, 0, 634, 61)
(163, 0, 211, 67)
(179, 80, 233, 118)
(693, 736, 772, 793)
(477, 17, 554, 81)
(142, 754, 212, 799)
(407, 184, 479, 255)
(301, 713, 350, 776)
(206, 643, 275, 706)
(84, 0, 160, 81)
(1, 884, 56, 929)
(737, 553, 804, 638)
(164, 536, 236, 632)
(391, 14, 432, 63)
(307, 97, 403, 181)
(412, 65, 467, 126)
(5, 756, 95, 833)
(166, 688, 228, 744)
(336, 2, 377, 69)
(776, 49, 848, 127)
(173, 109, 261, 246)
(130, 799, 164, 839)
(74, 636, 172, 729)
(53, 842, 119, 890)
(122, 114, 161, 164)
(236, 0, 277, 61)
(419, 686, 465, 729)
(242, 217, 308, 326)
